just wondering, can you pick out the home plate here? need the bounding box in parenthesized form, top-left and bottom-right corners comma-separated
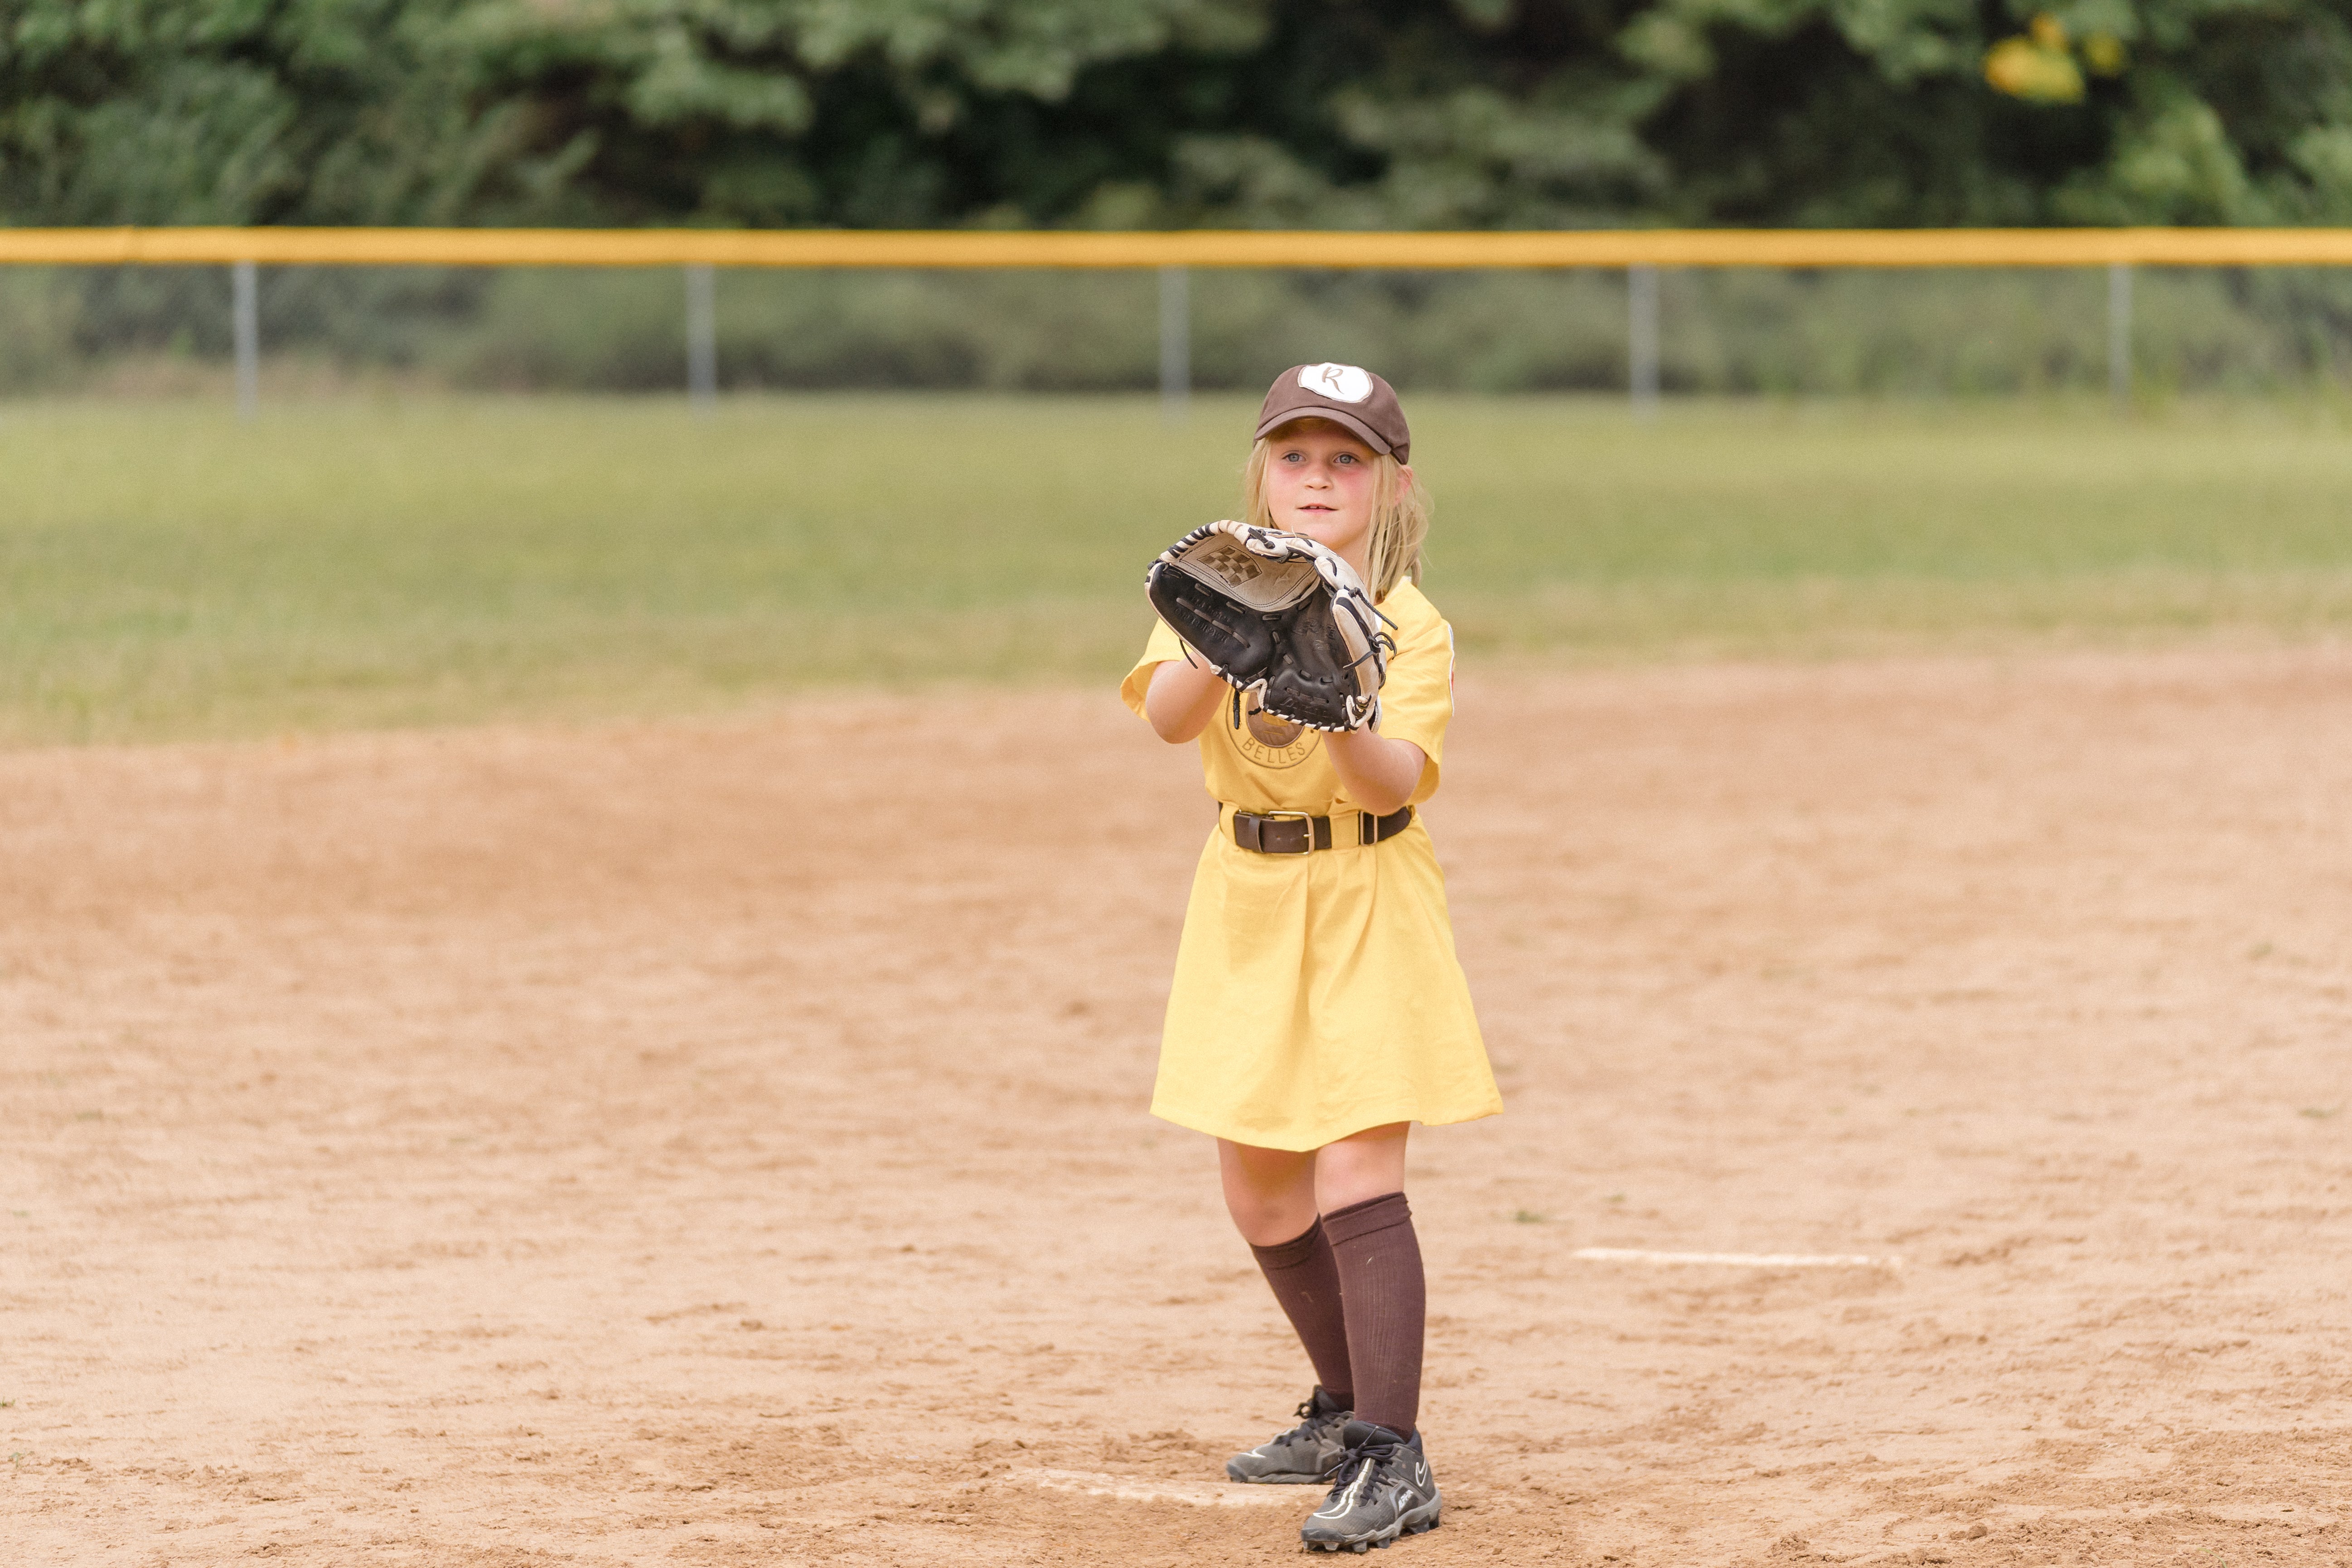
(1573, 1246, 1902, 1269)
(1012, 1469, 1303, 1507)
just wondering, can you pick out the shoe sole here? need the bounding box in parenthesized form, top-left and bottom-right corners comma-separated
(1301, 1502, 1442, 1552)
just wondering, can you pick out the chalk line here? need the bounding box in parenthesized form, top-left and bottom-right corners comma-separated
(1573, 1246, 1902, 1269)
(1010, 1469, 1304, 1508)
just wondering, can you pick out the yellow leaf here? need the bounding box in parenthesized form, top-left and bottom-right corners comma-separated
(1984, 36, 2086, 102)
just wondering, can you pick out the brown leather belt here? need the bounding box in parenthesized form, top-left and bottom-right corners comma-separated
(1232, 805, 1414, 855)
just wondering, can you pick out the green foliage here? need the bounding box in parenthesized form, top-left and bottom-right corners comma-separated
(0, 0, 523, 225)
(5, 393, 2352, 743)
(10, 0, 2352, 232)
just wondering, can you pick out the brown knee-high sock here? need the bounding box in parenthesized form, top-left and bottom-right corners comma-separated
(1323, 1192, 1424, 1439)
(1249, 1218, 1354, 1406)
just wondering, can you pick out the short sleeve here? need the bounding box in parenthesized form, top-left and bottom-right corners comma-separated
(1120, 617, 1190, 720)
(1369, 584, 1455, 805)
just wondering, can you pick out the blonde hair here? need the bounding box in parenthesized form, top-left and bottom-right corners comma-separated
(1242, 418, 1432, 601)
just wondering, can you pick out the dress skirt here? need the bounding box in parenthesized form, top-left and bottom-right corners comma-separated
(1149, 809, 1502, 1152)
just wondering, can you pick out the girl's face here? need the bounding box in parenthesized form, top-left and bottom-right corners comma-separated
(1262, 424, 1384, 565)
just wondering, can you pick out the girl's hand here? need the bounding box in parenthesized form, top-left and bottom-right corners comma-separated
(1144, 658, 1231, 743)
(1325, 727, 1426, 817)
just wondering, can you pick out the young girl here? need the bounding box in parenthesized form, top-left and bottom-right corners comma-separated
(1120, 363, 1502, 1553)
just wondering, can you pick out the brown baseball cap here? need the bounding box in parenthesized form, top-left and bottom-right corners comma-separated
(1255, 363, 1411, 464)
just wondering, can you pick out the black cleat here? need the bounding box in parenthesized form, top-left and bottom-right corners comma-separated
(1298, 1421, 1441, 1552)
(1227, 1386, 1354, 1484)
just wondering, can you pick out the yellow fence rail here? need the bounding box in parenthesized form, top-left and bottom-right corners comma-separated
(8, 226, 2352, 269)
(15, 225, 2323, 418)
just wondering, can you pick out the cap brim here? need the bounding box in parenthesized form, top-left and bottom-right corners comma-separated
(1255, 405, 1396, 457)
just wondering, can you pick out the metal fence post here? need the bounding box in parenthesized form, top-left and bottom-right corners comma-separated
(1159, 264, 1190, 423)
(232, 259, 259, 421)
(685, 262, 717, 412)
(1628, 263, 1660, 420)
(2107, 261, 2133, 411)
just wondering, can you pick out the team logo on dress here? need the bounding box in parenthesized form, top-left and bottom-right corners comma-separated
(1298, 363, 1374, 404)
(1245, 699, 1303, 750)
(1232, 692, 1315, 768)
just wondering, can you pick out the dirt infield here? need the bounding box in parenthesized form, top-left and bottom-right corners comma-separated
(5, 650, 2348, 1565)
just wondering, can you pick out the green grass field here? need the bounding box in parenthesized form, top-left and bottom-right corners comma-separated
(6, 393, 2352, 744)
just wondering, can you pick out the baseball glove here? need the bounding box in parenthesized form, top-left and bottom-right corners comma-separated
(1145, 520, 1394, 732)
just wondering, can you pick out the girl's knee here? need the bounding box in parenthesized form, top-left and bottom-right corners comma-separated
(1226, 1194, 1309, 1239)
(1220, 1157, 1321, 1245)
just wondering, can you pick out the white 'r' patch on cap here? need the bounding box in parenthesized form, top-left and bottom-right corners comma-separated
(1297, 363, 1374, 404)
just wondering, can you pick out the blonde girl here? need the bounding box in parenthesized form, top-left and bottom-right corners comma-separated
(1120, 363, 1500, 1553)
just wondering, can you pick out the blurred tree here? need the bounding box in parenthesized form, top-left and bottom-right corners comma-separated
(0, 0, 537, 224)
(438, 0, 1666, 228)
(3, 0, 2352, 230)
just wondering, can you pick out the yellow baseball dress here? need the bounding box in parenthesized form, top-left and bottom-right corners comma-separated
(1120, 578, 1502, 1152)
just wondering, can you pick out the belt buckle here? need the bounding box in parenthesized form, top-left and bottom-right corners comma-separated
(1258, 809, 1316, 855)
